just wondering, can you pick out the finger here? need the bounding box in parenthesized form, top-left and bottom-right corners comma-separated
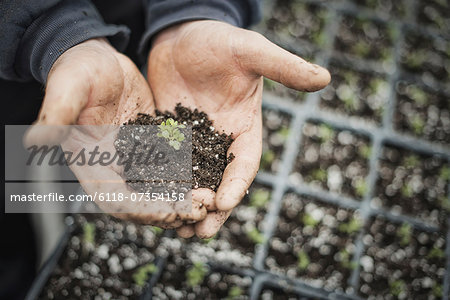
(236, 31, 331, 92)
(193, 188, 216, 211)
(215, 113, 262, 211)
(24, 66, 91, 147)
(176, 224, 196, 238)
(195, 210, 232, 239)
(176, 199, 207, 223)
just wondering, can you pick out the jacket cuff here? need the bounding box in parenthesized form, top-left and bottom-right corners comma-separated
(138, 0, 261, 61)
(16, 0, 130, 83)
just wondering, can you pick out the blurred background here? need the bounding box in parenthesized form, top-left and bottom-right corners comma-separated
(31, 0, 449, 299)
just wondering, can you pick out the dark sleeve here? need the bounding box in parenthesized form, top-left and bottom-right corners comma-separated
(0, 0, 130, 83)
(138, 0, 261, 58)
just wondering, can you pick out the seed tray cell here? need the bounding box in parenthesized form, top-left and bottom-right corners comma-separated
(261, 0, 328, 48)
(399, 29, 450, 85)
(373, 143, 449, 228)
(359, 216, 446, 299)
(320, 63, 389, 124)
(265, 192, 361, 294)
(290, 122, 371, 200)
(394, 80, 450, 145)
(334, 14, 395, 62)
(416, 0, 450, 32)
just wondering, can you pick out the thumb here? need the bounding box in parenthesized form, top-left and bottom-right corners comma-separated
(24, 66, 90, 147)
(236, 31, 331, 92)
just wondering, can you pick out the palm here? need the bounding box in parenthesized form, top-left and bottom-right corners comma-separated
(148, 21, 262, 137)
(147, 21, 330, 237)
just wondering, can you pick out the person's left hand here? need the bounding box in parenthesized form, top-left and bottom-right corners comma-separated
(147, 20, 331, 238)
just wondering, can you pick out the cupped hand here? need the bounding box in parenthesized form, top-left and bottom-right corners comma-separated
(25, 38, 206, 227)
(147, 21, 331, 238)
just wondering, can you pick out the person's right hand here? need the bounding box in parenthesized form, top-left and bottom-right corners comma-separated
(25, 38, 207, 228)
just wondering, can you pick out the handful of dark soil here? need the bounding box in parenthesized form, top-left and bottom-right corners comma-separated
(115, 104, 234, 192)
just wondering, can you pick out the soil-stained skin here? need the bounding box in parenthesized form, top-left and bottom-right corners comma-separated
(359, 216, 446, 299)
(374, 145, 449, 227)
(41, 214, 163, 299)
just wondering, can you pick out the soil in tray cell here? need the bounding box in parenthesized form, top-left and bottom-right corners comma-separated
(262, 0, 328, 48)
(417, 0, 450, 32)
(359, 216, 446, 299)
(40, 214, 163, 299)
(334, 14, 395, 62)
(175, 182, 271, 268)
(394, 80, 450, 145)
(349, 0, 406, 18)
(260, 107, 292, 173)
(399, 30, 450, 85)
(264, 77, 307, 103)
(319, 63, 389, 124)
(152, 238, 252, 300)
(373, 144, 449, 228)
(290, 122, 371, 200)
(265, 193, 362, 294)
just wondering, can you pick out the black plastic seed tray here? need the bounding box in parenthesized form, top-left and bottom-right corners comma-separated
(27, 0, 449, 299)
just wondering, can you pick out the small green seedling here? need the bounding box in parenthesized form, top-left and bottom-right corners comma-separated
(401, 183, 414, 198)
(302, 213, 320, 228)
(342, 70, 358, 86)
(186, 261, 207, 287)
(263, 77, 277, 90)
(318, 124, 335, 143)
(410, 115, 425, 135)
(406, 85, 428, 106)
(428, 246, 445, 259)
(353, 40, 370, 57)
(277, 126, 290, 141)
(202, 235, 216, 244)
(389, 280, 406, 297)
(338, 217, 362, 235)
(83, 222, 95, 245)
(432, 283, 443, 298)
(311, 168, 327, 182)
(397, 223, 412, 246)
(250, 189, 270, 208)
(338, 249, 357, 270)
(260, 149, 275, 170)
(438, 196, 450, 212)
(246, 227, 265, 244)
(133, 263, 158, 287)
(157, 118, 186, 150)
(227, 286, 243, 300)
(355, 179, 368, 198)
(151, 226, 164, 235)
(312, 31, 326, 47)
(439, 165, 450, 181)
(403, 155, 420, 169)
(358, 144, 372, 160)
(297, 250, 310, 271)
